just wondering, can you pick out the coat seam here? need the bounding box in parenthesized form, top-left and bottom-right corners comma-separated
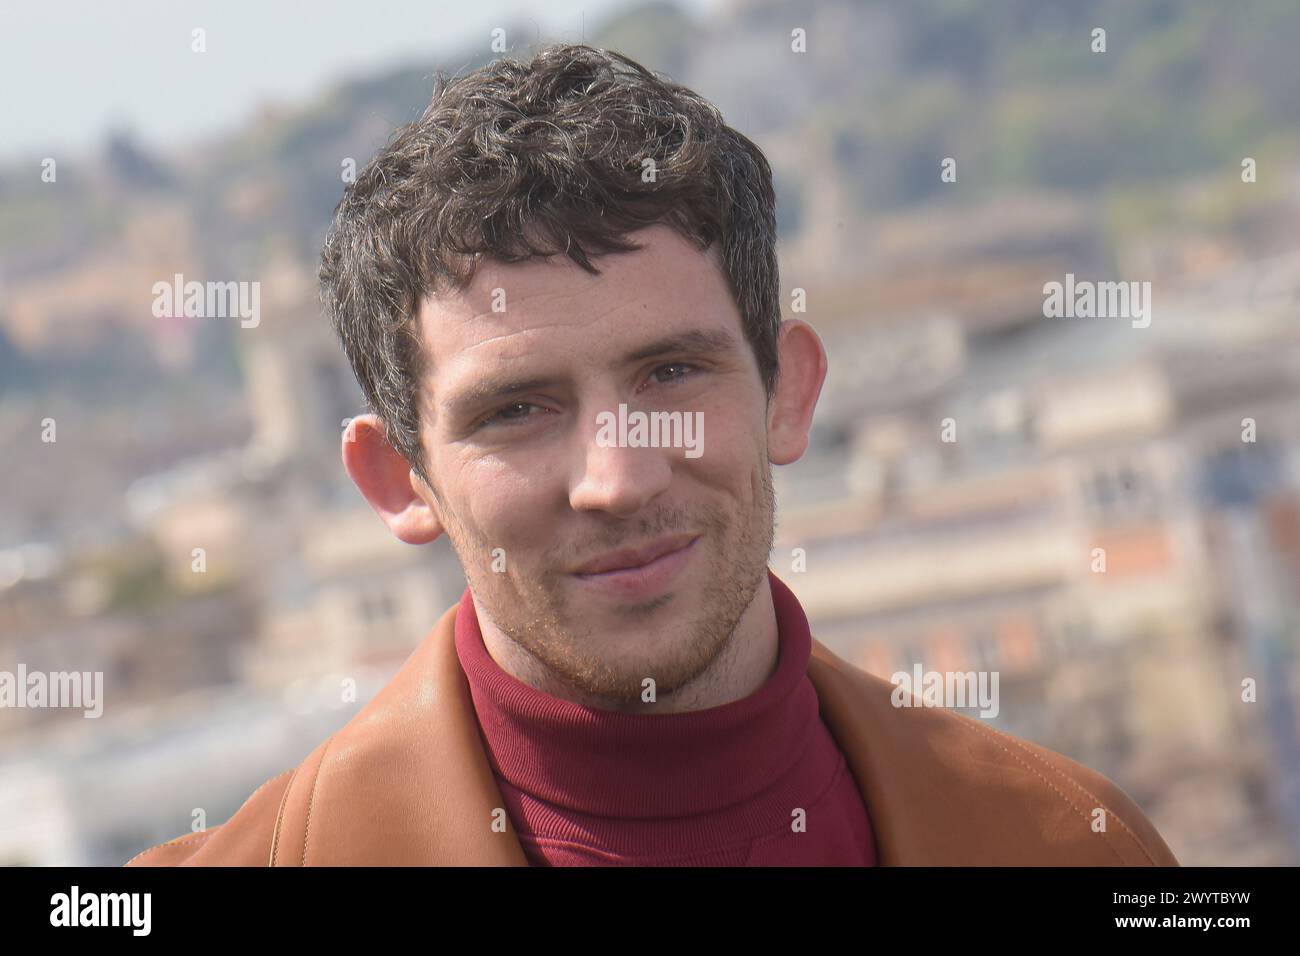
(958, 717, 1153, 865)
(126, 767, 296, 867)
(301, 734, 336, 867)
(269, 765, 302, 867)
(124, 829, 215, 865)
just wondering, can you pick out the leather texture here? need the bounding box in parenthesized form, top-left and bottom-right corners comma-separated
(125, 601, 1180, 866)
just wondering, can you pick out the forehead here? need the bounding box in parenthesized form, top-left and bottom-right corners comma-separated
(416, 224, 744, 408)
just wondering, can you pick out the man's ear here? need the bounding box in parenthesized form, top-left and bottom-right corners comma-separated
(342, 413, 443, 544)
(767, 319, 828, 466)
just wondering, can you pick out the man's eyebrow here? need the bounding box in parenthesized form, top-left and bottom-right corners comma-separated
(620, 328, 740, 364)
(442, 328, 741, 419)
(442, 375, 560, 420)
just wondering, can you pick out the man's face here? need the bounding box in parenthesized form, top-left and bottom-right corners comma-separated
(413, 223, 776, 704)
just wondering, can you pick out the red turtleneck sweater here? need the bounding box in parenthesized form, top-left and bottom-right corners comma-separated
(454, 568, 877, 866)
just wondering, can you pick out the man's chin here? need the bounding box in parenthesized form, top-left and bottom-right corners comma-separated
(571, 589, 681, 622)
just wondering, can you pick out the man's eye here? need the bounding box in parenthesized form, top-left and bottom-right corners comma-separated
(475, 367, 696, 430)
(651, 362, 696, 385)
(480, 402, 540, 427)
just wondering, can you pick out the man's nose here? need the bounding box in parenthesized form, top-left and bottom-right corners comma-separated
(568, 404, 673, 517)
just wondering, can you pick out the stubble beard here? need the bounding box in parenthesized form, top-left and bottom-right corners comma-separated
(451, 460, 777, 706)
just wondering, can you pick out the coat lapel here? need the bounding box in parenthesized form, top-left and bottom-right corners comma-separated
(806, 637, 1174, 866)
(806, 638, 955, 865)
(271, 602, 528, 865)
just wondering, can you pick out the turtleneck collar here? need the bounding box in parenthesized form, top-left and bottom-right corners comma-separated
(454, 568, 819, 819)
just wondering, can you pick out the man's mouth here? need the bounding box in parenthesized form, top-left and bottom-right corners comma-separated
(572, 533, 699, 575)
(570, 534, 701, 600)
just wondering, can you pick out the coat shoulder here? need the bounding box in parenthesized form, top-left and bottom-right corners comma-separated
(123, 767, 297, 867)
(942, 705, 1180, 865)
(808, 641, 1180, 865)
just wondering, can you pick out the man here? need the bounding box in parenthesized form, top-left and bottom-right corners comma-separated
(126, 44, 1178, 866)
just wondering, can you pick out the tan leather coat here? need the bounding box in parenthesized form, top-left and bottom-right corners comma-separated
(125, 602, 1179, 866)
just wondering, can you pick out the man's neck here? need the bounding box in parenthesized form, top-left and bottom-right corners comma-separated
(474, 575, 780, 713)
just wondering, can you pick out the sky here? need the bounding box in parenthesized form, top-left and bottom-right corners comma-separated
(0, 0, 722, 163)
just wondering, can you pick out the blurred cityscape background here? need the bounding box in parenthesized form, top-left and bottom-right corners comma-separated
(2, 0, 1300, 866)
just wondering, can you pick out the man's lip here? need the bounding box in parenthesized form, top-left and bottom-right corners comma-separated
(572, 533, 700, 575)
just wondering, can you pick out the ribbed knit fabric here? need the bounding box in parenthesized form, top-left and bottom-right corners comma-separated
(454, 568, 877, 866)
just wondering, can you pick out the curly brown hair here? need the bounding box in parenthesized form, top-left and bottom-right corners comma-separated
(318, 42, 781, 486)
